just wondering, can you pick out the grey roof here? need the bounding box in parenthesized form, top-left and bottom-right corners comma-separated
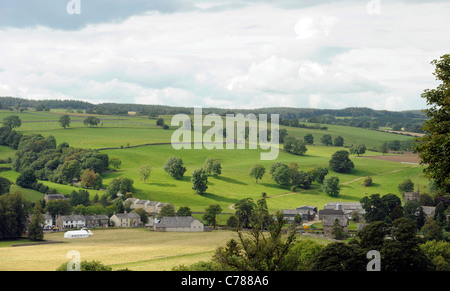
(60, 214, 85, 221)
(84, 214, 109, 220)
(113, 212, 141, 219)
(155, 216, 200, 228)
(282, 209, 311, 215)
(323, 215, 349, 227)
(296, 205, 318, 212)
(45, 194, 66, 200)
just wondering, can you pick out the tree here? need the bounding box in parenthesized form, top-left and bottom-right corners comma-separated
(156, 118, 165, 126)
(404, 200, 426, 230)
(284, 136, 308, 155)
(249, 164, 265, 183)
(304, 133, 314, 145)
(211, 161, 222, 176)
(177, 206, 192, 216)
(134, 208, 149, 225)
(56, 260, 112, 271)
(314, 167, 329, 183)
(360, 194, 390, 223)
(0, 176, 12, 195)
(109, 157, 122, 170)
(3, 115, 21, 130)
(0, 192, 28, 239)
(69, 189, 90, 207)
(203, 204, 222, 229)
(234, 198, 256, 228)
(311, 242, 367, 271)
(333, 136, 344, 147)
(28, 204, 44, 241)
(329, 150, 354, 173)
(83, 116, 100, 127)
(80, 169, 102, 190)
(331, 218, 348, 240)
(321, 176, 340, 197)
(213, 211, 297, 271)
(163, 157, 186, 180)
(414, 54, 450, 194)
(270, 163, 291, 188)
(361, 176, 372, 187)
(191, 168, 208, 194)
(350, 144, 366, 156)
(203, 158, 214, 176)
(380, 142, 389, 155)
(139, 165, 152, 183)
(59, 114, 71, 129)
(398, 178, 414, 194)
(292, 171, 312, 189)
(159, 204, 176, 218)
(320, 134, 332, 146)
(16, 168, 37, 189)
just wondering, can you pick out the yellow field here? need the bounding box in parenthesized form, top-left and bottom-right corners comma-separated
(0, 228, 236, 271)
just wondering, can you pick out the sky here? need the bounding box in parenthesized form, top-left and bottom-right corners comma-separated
(0, 0, 449, 111)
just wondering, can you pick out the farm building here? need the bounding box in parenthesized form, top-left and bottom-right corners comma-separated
(323, 214, 349, 237)
(154, 216, 204, 232)
(44, 194, 67, 202)
(322, 202, 365, 219)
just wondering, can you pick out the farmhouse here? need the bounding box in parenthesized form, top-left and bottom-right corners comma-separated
(110, 212, 141, 227)
(323, 202, 365, 219)
(154, 216, 204, 232)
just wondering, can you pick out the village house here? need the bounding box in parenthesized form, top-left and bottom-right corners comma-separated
(55, 214, 86, 229)
(43, 213, 53, 230)
(154, 216, 204, 232)
(84, 214, 110, 228)
(281, 205, 317, 222)
(110, 212, 141, 227)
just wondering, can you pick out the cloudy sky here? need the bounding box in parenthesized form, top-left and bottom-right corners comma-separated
(0, 0, 449, 110)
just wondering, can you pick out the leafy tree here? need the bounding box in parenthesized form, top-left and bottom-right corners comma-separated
(3, 115, 21, 130)
(398, 178, 414, 194)
(320, 134, 332, 146)
(404, 200, 426, 230)
(16, 168, 37, 189)
(331, 218, 348, 240)
(109, 157, 121, 170)
(134, 208, 149, 225)
(314, 167, 329, 183)
(0, 176, 12, 195)
(0, 192, 28, 239)
(311, 242, 367, 271)
(163, 157, 187, 180)
(350, 144, 366, 156)
(333, 136, 344, 147)
(211, 161, 222, 176)
(249, 164, 265, 183)
(414, 54, 450, 194)
(234, 198, 256, 228)
(28, 204, 44, 241)
(69, 189, 90, 207)
(303, 133, 314, 145)
(421, 217, 443, 241)
(380, 142, 389, 155)
(203, 158, 214, 176)
(119, 177, 134, 194)
(292, 171, 312, 189)
(191, 168, 208, 194)
(45, 199, 72, 218)
(270, 163, 291, 188)
(203, 204, 222, 229)
(360, 194, 390, 223)
(283, 136, 308, 155)
(280, 240, 324, 271)
(329, 150, 354, 173)
(213, 211, 297, 271)
(177, 206, 192, 216)
(357, 221, 390, 252)
(83, 116, 100, 127)
(380, 218, 433, 271)
(321, 176, 340, 197)
(59, 114, 71, 129)
(156, 118, 165, 126)
(361, 176, 372, 187)
(139, 165, 152, 183)
(80, 169, 102, 190)
(159, 204, 176, 218)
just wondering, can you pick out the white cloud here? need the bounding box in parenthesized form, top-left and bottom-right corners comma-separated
(0, 1, 448, 110)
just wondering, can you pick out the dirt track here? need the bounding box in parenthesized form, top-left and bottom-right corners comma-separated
(363, 153, 421, 164)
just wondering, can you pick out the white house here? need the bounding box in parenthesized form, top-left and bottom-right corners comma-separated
(56, 214, 86, 229)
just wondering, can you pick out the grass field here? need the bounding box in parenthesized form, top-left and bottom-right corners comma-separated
(0, 108, 431, 271)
